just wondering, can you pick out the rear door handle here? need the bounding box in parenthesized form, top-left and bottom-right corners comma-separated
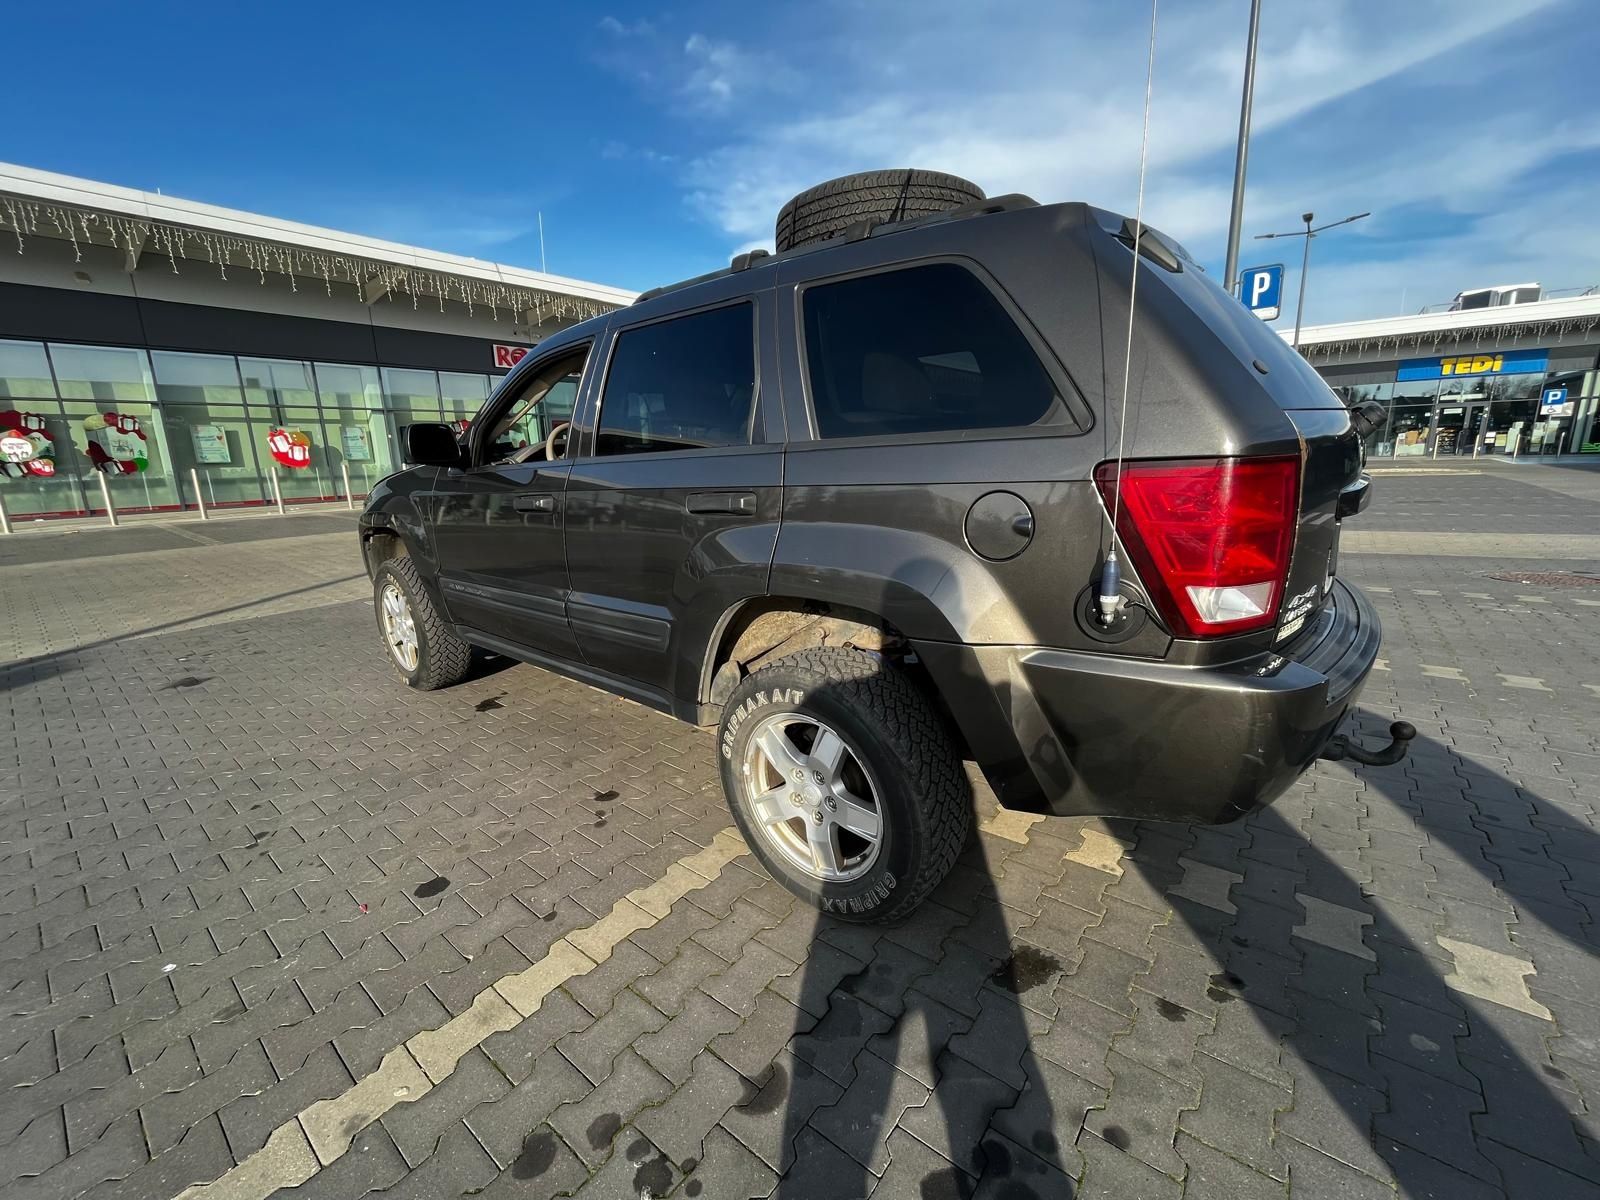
(513, 492, 557, 513)
(686, 491, 757, 516)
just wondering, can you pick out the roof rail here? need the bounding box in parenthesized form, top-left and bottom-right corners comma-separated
(631, 192, 1040, 306)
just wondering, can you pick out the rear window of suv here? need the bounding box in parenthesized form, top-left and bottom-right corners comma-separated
(801, 262, 1063, 439)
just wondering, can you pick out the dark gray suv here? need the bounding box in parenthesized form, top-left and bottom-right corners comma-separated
(359, 170, 1392, 922)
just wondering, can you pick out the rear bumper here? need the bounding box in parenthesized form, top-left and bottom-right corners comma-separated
(916, 578, 1381, 824)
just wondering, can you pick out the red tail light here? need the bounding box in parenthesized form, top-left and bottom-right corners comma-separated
(1094, 456, 1300, 638)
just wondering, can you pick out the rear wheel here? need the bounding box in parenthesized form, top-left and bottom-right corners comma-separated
(373, 557, 472, 691)
(717, 646, 971, 922)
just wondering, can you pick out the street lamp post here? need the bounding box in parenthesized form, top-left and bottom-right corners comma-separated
(1222, 0, 1263, 297)
(1255, 210, 1371, 349)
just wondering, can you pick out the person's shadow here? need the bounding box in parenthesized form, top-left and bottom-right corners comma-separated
(755, 712, 1598, 1197)
(760, 817, 1070, 1199)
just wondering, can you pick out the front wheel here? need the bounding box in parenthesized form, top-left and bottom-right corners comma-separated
(373, 557, 472, 690)
(717, 646, 971, 922)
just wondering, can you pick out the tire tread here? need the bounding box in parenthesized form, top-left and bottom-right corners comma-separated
(774, 170, 985, 253)
(730, 645, 970, 922)
(377, 557, 471, 690)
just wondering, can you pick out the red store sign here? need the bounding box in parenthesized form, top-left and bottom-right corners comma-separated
(493, 344, 530, 370)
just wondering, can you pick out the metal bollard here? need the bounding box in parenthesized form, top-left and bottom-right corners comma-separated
(0, 491, 10, 535)
(97, 471, 119, 526)
(342, 462, 355, 510)
(191, 468, 209, 520)
(271, 470, 286, 515)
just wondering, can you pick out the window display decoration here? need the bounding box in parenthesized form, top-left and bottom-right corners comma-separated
(267, 428, 313, 469)
(0, 409, 56, 478)
(83, 412, 148, 474)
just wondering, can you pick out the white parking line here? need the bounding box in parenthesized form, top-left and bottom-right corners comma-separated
(1292, 895, 1375, 961)
(174, 828, 748, 1199)
(979, 809, 1046, 844)
(1064, 828, 1127, 878)
(1167, 859, 1241, 915)
(1437, 937, 1553, 1020)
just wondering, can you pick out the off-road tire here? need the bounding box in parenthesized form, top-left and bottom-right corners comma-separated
(373, 557, 472, 691)
(717, 646, 972, 922)
(774, 169, 986, 253)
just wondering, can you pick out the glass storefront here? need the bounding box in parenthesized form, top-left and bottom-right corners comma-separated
(0, 338, 493, 520)
(1334, 348, 1590, 460)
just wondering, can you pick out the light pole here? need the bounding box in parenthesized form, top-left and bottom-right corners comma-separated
(1222, 0, 1263, 297)
(1255, 210, 1370, 348)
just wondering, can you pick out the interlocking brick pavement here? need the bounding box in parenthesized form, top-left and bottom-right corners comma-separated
(2, 474, 1598, 1198)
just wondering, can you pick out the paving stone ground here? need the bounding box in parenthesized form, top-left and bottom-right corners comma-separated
(2, 472, 1598, 1199)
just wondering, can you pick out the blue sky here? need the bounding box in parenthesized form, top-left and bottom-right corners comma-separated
(6, 0, 1597, 324)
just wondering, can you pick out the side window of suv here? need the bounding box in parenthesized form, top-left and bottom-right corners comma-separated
(802, 262, 1065, 439)
(481, 347, 588, 464)
(596, 303, 756, 455)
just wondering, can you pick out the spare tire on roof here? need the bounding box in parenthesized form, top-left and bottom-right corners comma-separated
(774, 169, 986, 253)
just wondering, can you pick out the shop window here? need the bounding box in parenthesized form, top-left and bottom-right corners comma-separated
(152, 351, 244, 406)
(243, 358, 319, 407)
(162, 402, 267, 508)
(253, 403, 336, 503)
(0, 340, 57, 399)
(58, 399, 180, 513)
(439, 372, 490, 425)
(0, 398, 86, 518)
(381, 367, 445, 440)
(48, 344, 156, 404)
(325, 408, 396, 497)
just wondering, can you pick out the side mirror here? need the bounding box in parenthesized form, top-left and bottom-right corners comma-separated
(404, 422, 465, 468)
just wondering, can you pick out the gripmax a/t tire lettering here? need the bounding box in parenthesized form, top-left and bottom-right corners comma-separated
(716, 647, 971, 923)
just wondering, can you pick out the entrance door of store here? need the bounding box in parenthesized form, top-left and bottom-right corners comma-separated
(1459, 404, 1485, 455)
(1433, 403, 1486, 456)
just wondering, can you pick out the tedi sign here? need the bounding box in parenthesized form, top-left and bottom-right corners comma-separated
(1396, 350, 1549, 381)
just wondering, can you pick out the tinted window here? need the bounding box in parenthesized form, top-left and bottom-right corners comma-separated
(597, 304, 756, 455)
(802, 263, 1061, 439)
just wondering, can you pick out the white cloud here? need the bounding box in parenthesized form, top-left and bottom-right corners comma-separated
(652, 0, 1579, 321)
(598, 15, 655, 37)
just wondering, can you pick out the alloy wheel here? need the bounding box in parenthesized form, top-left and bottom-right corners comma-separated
(380, 582, 420, 672)
(739, 712, 883, 882)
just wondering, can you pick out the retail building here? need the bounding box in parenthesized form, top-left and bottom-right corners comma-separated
(0, 163, 634, 520)
(1293, 291, 1600, 458)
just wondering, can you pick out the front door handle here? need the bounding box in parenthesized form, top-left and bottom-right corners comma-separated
(513, 492, 557, 513)
(686, 491, 757, 516)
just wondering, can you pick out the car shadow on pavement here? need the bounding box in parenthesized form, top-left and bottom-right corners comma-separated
(762, 721, 1596, 1197)
(1112, 720, 1599, 1198)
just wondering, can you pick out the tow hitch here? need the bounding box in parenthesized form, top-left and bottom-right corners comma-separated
(1320, 720, 1416, 767)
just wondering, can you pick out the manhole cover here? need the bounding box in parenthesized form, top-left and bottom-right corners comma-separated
(1487, 571, 1600, 588)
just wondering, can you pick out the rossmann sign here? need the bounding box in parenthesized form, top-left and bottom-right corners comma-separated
(493, 344, 531, 369)
(1396, 349, 1548, 381)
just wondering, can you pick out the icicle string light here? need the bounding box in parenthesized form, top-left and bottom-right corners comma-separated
(0, 199, 613, 324)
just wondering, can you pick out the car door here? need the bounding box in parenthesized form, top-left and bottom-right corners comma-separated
(434, 339, 598, 663)
(563, 290, 783, 704)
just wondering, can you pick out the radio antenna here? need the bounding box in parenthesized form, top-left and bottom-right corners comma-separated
(1098, 0, 1159, 627)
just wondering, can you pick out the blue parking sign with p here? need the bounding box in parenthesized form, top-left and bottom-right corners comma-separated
(1240, 264, 1283, 321)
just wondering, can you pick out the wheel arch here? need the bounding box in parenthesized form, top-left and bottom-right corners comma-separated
(699, 595, 972, 761)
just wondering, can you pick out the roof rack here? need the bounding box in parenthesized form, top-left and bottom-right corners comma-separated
(632, 192, 1039, 305)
